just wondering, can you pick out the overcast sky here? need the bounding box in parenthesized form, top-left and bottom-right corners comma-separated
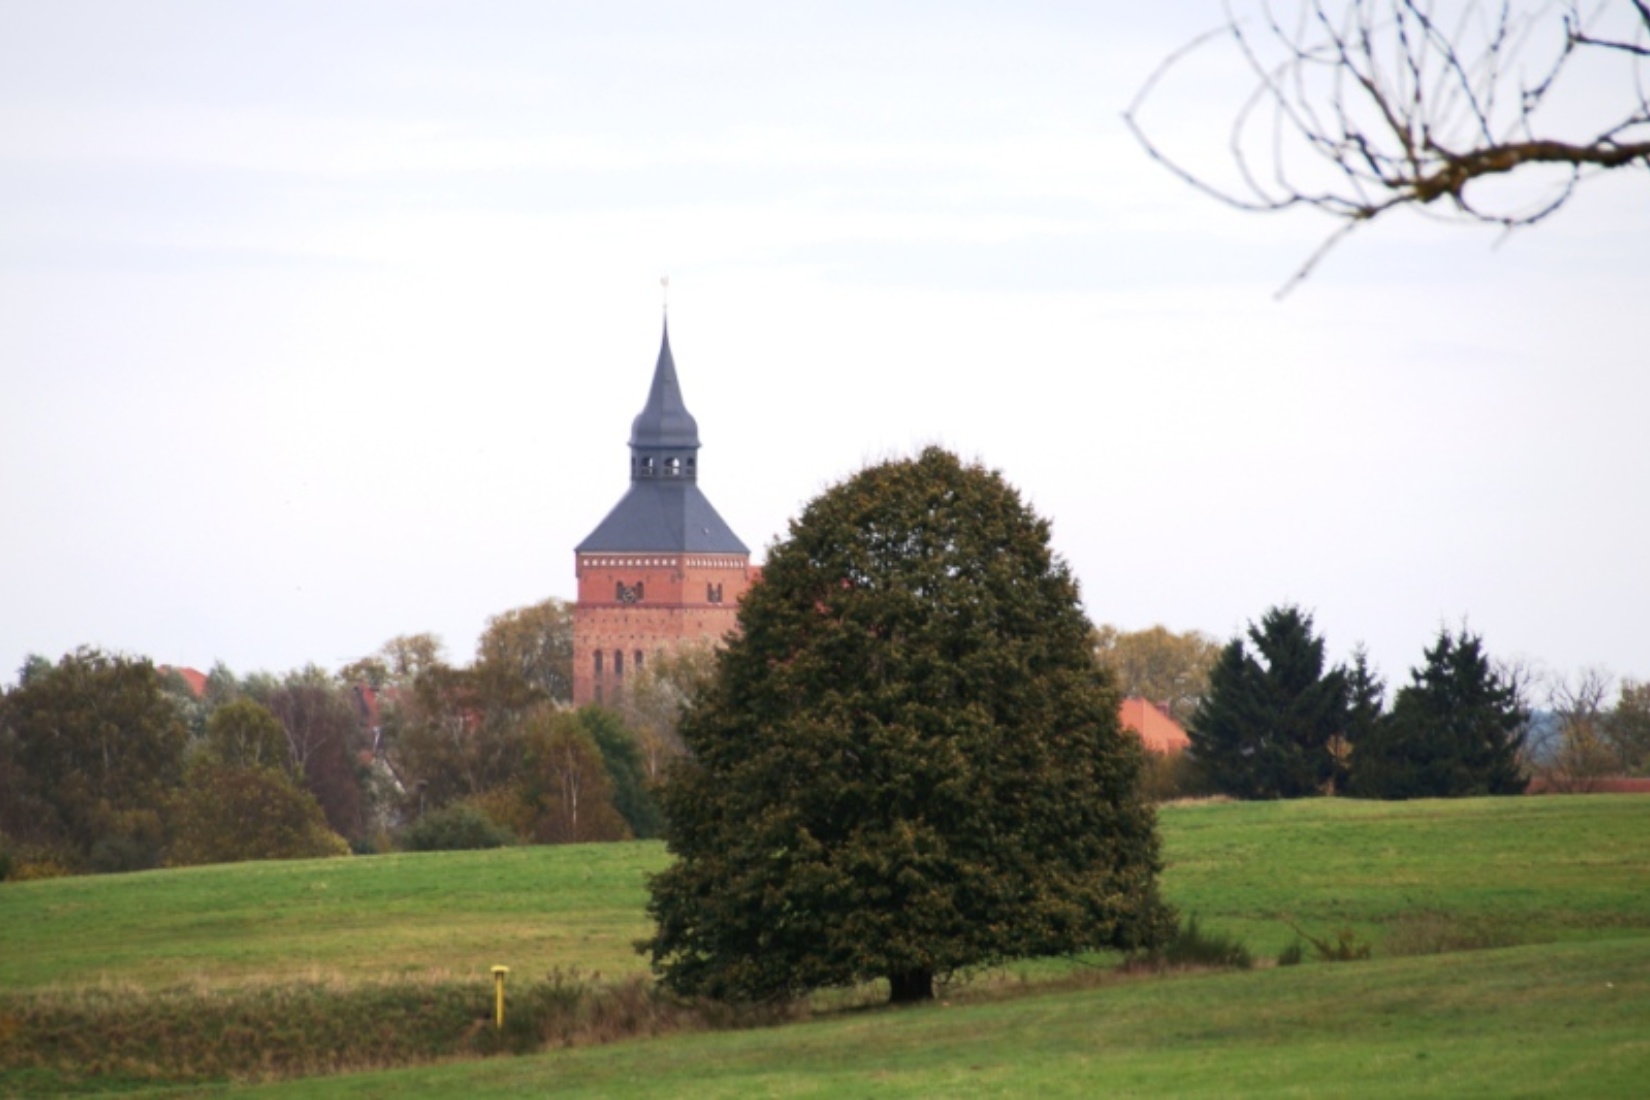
(3, 2, 1646, 697)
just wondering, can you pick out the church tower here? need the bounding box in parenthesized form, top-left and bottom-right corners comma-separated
(571, 323, 754, 706)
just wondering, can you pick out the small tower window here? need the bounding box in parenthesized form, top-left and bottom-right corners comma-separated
(687, 457, 697, 477)
(594, 651, 603, 677)
(614, 650, 624, 678)
(665, 457, 681, 477)
(640, 456, 655, 477)
(634, 649, 644, 672)
(707, 582, 723, 604)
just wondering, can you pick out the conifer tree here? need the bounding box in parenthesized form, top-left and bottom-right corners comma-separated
(1189, 606, 1348, 799)
(642, 448, 1173, 1004)
(1350, 628, 1527, 798)
(1339, 647, 1387, 793)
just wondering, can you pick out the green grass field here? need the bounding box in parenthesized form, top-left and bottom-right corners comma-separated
(0, 840, 661, 990)
(3, 795, 1647, 1096)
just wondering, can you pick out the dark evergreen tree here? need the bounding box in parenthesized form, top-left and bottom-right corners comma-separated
(642, 448, 1174, 1005)
(577, 706, 662, 839)
(1188, 606, 1348, 799)
(1339, 646, 1386, 794)
(1350, 628, 1528, 799)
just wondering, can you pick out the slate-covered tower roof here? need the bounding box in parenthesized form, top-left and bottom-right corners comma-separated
(575, 324, 749, 555)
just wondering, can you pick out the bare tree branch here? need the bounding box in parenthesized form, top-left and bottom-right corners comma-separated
(1125, 1, 1650, 293)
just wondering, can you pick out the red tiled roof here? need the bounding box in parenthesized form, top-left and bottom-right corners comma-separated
(1118, 697, 1190, 755)
(160, 665, 208, 698)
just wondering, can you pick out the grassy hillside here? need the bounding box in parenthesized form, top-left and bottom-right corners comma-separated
(1157, 795, 1650, 957)
(4, 795, 1643, 993)
(2, 795, 1646, 1095)
(0, 841, 662, 990)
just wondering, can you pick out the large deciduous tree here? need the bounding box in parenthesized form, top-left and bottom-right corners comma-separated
(201, 698, 294, 776)
(0, 649, 187, 870)
(643, 448, 1174, 1005)
(168, 762, 347, 867)
(262, 668, 368, 842)
(1127, 2, 1650, 291)
(617, 641, 718, 782)
(1350, 627, 1528, 798)
(391, 663, 533, 813)
(515, 711, 630, 844)
(1190, 606, 1349, 799)
(476, 597, 575, 705)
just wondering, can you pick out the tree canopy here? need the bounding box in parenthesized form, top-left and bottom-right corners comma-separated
(1189, 606, 1349, 799)
(642, 447, 1173, 1004)
(0, 648, 187, 870)
(1351, 626, 1528, 798)
(475, 597, 575, 705)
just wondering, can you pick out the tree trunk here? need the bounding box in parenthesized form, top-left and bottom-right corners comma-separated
(888, 969, 934, 1004)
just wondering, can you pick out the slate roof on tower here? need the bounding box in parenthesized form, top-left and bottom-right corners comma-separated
(629, 323, 699, 449)
(576, 324, 750, 555)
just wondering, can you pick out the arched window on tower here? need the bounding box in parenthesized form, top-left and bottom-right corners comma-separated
(614, 650, 624, 678)
(594, 651, 603, 677)
(686, 457, 697, 478)
(634, 649, 644, 672)
(640, 456, 656, 477)
(665, 457, 681, 477)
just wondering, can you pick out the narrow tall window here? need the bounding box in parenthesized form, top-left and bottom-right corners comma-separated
(594, 651, 603, 676)
(635, 649, 644, 672)
(614, 650, 624, 677)
(665, 457, 681, 477)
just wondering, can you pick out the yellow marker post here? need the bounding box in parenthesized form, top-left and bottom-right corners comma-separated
(491, 965, 510, 1030)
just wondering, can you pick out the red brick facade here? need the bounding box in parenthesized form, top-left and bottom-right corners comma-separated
(571, 552, 756, 706)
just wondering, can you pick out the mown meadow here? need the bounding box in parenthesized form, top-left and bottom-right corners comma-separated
(2, 795, 1647, 1096)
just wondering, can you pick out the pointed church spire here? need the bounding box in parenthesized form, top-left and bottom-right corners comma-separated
(630, 322, 701, 451)
(576, 315, 747, 554)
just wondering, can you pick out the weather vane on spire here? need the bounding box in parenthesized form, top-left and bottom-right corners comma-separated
(660, 275, 670, 317)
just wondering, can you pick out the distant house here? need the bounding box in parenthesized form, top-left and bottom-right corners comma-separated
(159, 665, 208, 698)
(1118, 697, 1190, 755)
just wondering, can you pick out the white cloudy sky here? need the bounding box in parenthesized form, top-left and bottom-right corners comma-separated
(2, 2, 1646, 695)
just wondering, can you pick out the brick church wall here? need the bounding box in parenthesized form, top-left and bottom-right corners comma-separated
(571, 553, 756, 706)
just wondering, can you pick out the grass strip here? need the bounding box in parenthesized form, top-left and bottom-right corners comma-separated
(183, 936, 1650, 1099)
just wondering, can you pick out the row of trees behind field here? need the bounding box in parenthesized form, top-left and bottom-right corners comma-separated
(0, 598, 714, 880)
(1095, 610, 1650, 801)
(7, 591, 1648, 879)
